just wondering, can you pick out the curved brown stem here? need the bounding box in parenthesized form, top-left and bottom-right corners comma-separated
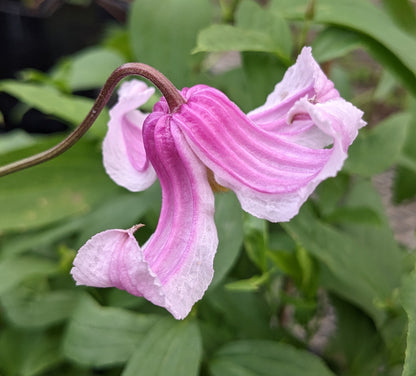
(0, 63, 185, 177)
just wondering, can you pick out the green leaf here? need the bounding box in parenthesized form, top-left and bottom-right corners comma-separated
(382, 0, 416, 37)
(129, 0, 213, 87)
(0, 288, 79, 329)
(0, 80, 109, 137)
(0, 137, 119, 232)
(203, 287, 277, 340)
(324, 206, 382, 226)
(225, 273, 270, 292)
(0, 130, 35, 155)
(68, 47, 125, 91)
(314, 0, 416, 95)
(209, 340, 334, 376)
(315, 173, 350, 217)
(242, 52, 287, 111)
(0, 256, 57, 295)
(272, 0, 416, 95)
(63, 294, 161, 367)
(243, 215, 268, 272)
(236, 0, 292, 61)
(400, 271, 416, 376)
(210, 192, 244, 287)
(311, 27, 363, 62)
(123, 318, 202, 376)
(195, 0, 292, 63)
(282, 185, 401, 327)
(75, 188, 159, 247)
(344, 112, 410, 176)
(194, 25, 278, 54)
(0, 328, 62, 376)
(394, 101, 416, 202)
(325, 296, 388, 375)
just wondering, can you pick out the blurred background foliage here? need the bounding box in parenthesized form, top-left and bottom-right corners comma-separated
(1, 0, 416, 375)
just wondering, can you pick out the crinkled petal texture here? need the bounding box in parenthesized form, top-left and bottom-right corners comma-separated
(165, 83, 365, 223)
(103, 79, 157, 191)
(72, 111, 218, 319)
(248, 46, 340, 133)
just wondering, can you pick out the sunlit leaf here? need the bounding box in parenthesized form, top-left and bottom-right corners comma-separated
(0, 80, 108, 137)
(129, 0, 213, 87)
(68, 47, 125, 91)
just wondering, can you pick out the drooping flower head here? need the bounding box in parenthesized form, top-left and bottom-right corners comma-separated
(71, 47, 366, 319)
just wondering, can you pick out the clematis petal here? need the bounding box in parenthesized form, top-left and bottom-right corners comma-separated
(170, 84, 364, 222)
(71, 225, 166, 307)
(71, 110, 218, 319)
(248, 46, 339, 136)
(103, 79, 157, 191)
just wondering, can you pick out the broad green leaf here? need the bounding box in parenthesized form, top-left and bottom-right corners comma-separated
(195, 0, 292, 63)
(382, 0, 416, 36)
(0, 256, 57, 295)
(325, 296, 388, 375)
(129, 0, 212, 87)
(236, 0, 292, 61)
(344, 112, 410, 176)
(282, 191, 400, 327)
(0, 328, 62, 376)
(0, 217, 86, 259)
(210, 340, 334, 376)
(210, 192, 244, 288)
(123, 318, 202, 376)
(315, 173, 350, 217)
(203, 287, 277, 340)
(311, 27, 363, 62)
(272, 0, 416, 95)
(63, 294, 161, 367)
(75, 188, 159, 248)
(0, 130, 35, 155)
(1, 189, 158, 259)
(242, 52, 287, 109)
(194, 25, 278, 54)
(394, 100, 416, 202)
(400, 271, 416, 376)
(68, 47, 125, 91)
(0, 137, 119, 232)
(324, 206, 382, 226)
(0, 80, 109, 137)
(0, 288, 79, 329)
(314, 0, 416, 95)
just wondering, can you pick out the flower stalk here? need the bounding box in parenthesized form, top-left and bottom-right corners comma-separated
(0, 63, 185, 178)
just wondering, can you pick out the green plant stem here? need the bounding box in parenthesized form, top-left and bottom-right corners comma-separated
(0, 63, 185, 177)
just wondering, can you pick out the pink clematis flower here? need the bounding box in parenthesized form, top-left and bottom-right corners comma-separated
(71, 47, 366, 319)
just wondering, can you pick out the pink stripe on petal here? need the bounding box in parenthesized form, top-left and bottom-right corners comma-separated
(72, 111, 218, 320)
(103, 80, 157, 191)
(142, 111, 218, 318)
(174, 84, 364, 222)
